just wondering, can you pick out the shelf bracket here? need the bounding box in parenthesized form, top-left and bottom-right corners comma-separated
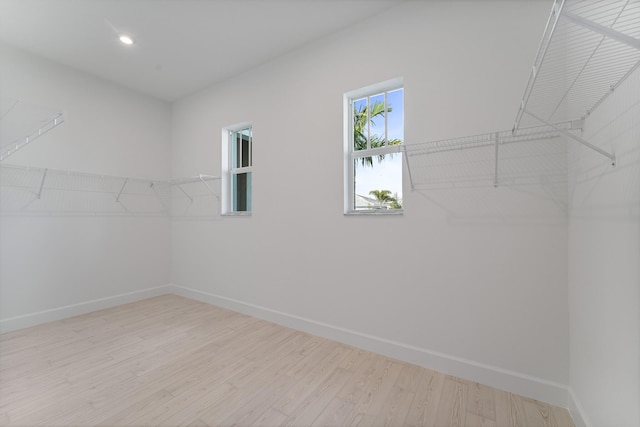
(115, 178, 129, 212)
(176, 184, 194, 203)
(36, 168, 48, 199)
(115, 178, 128, 203)
(494, 132, 500, 188)
(401, 147, 416, 190)
(198, 175, 220, 200)
(563, 11, 640, 52)
(149, 182, 169, 214)
(525, 110, 616, 166)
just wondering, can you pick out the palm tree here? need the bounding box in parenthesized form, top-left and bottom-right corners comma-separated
(354, 102, 402, 167)
(389, 199, 402, 209)
(369, 189, 396, 209)
(389, 192, 402, 209)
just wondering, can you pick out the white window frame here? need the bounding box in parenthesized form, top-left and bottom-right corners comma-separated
(344, 78, 404, 214)
(221, 123, 252, 215)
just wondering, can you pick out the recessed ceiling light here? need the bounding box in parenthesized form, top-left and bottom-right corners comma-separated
(119, 34, 134, 45)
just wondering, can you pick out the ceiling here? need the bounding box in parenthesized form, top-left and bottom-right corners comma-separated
(0, 0, 404, 101)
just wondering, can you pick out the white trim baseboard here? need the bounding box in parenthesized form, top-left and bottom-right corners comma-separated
(567, 388, 591, 427)
(0, 285, 173, 334)
(169, 284, 572, 409)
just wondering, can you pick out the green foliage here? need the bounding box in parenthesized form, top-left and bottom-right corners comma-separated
(368, 189, 401, 209)
(354, 101, 402, 167)
(389, 199, 402, 209)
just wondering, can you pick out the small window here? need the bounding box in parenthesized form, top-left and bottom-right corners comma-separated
(345, 80, 404, 213)
(222, 125, 252, 214)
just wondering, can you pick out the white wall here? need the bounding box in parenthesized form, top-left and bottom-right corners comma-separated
(568, 66, 640, 426)
(171, 1, 570, 403)
(0, 43, 172, 330)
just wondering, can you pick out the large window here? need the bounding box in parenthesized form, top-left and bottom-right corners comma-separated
(222, 125, 252, 214)
(345, 80, 404, 213)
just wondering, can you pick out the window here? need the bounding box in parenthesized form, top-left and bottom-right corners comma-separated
(344, 80, 404, 213)
(222, 125, 252, 214)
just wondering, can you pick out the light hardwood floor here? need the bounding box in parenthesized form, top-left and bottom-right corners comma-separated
(0, 295, 575, 426)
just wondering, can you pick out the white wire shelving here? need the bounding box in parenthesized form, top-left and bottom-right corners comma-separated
(405, 0, 639, 189)
(165, 174, 221, 218)
(403, 122, 574, 190)
(0, 97, 220, 217)
(0, 97, 66, 162)
(513, 0, 640, 164)
(0, 164, 220, 217)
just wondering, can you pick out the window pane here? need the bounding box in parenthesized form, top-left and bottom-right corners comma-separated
(353, 98, 367, 151)
(231, 131, 240, 169)
(241, 128, 251, 167)
(248, 127, 252, 166)
(354, 154, 402, 210)
(231, 127, 252, 169)
(232, 172, 252, 212)
(368, 93, 386, 148)
(386, 89, 404, 144)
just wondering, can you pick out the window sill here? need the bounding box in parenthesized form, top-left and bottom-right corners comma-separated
(344, 209, 403, 216)
(221, 211, 252, 217)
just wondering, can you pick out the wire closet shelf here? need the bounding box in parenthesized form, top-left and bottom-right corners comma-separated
(402, 122, 575, 189)
(0, 164, 220, 217)
(513, 0, 640, 163)
(404, 0, 639, 189)
(0, 97, 65, 162)
(0, 97, 221, 217)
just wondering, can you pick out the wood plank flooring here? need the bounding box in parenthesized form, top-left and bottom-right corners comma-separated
(0, 295, 575, 426)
